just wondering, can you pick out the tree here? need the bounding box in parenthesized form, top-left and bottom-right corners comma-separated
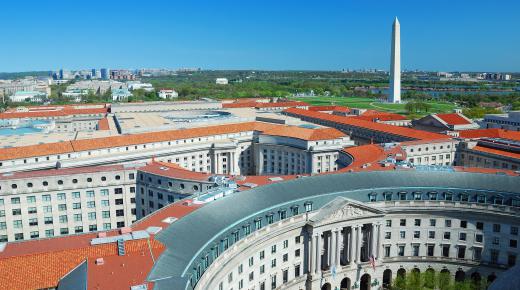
(391, 269, 489, 290)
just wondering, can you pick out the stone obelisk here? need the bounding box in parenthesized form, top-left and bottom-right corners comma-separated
(388, 17, 401, 103)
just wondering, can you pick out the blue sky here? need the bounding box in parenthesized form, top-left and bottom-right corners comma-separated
(1, 0, 519, 72)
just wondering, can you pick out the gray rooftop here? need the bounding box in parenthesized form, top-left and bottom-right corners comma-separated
(147, 170, 520, 289)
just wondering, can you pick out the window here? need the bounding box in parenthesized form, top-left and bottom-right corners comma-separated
(384, 246, 391, 257)
(87, 201, 95, 208)
(295, 264, 301, 277)
(474, 247, 482, 261)
(59, 215, 68, 223)
(260, 250, 265, 260)
(271, 245, 277, 254)
(255, 219, 262, 230)
(115, 199, 123, 205)
(509, 254, 517, 267)
(400, 231, 406, 239)
(413, 192, 422, 200)
(460, 220, 467, 228)
(11, 197, 20, 204)
(45, 229, 54, 237)
(73, 202, 81, 210)
(412, 245, 419, 256)
(295, 249, 301, 257)
(475, 234, 483, 243)
(101, 200, 109, 207)
(100, 189, 109, 196)
(476, 222, 484, 230)
(74, 214, 82, 222)
(304, 202, 313, 212)
(283, 240, 289, 248)
(14, 233, 24, 240)
(414, 219, 421, 226)
(26, 196, 36, 203)
(114, 188, 123, 195)
(30, 231, 39, 239)
(512, 227, 519, 236)
(75, 226, 83, 233)
(386, 220, 392, 227)
(445, 220, 452, 227)
(414, 231, 420, 239)
(72, 192, 80, 199)
(86, 190, 95, 198)
(458, 246, 466, 259)
(243, 224, 251, 236)
(279, 210, 287, 220)
(369, 193, 377, 202)
(43, 205, 52, 213)
(57, 193, 66, 200)
(490, 249, 499, 264)
(291, 206, 299, 215)
(398, 245, 405, 256)
(444, 232, 451, 239)
(442, 245, 450, 257)
(116, 209, 124, 217)
(493, 224, 501, 233)
(102, 211, 110, 218)
(60, 228, 69, 235)
(428, 231, 435, 239)
(12, 208, 22, 216)
(400, 219, 406, 226)
(459, 232, 467, 241)
(88, 212, 96, 220)
(427, 245, 435, 256)
(430, 219, 436, 227)
(510, 240, 518, 248)
(266, 214, 274, 224)
(385, 232, 391, 239)
(271, 259, 276, 267)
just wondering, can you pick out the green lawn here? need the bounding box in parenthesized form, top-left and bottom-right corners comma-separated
(289, 96, 457, 117)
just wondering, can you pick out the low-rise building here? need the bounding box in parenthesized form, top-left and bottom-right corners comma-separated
(216, 78, 229, 85)
(111, 88, 132, 101)
(158, 89, 179, 99)
(480, 111, 520, 132)
(413, 112, 479, 132)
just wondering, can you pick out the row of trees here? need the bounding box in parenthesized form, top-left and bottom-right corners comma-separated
(392, 270, 489, 290)
(404, 101, 432, 114)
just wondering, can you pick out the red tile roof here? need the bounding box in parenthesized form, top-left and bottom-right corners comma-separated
(353, 111, 408, 122)
(0, 164, 134, 181)
(139, 161, 214, 182)
(222, 101, 308, 109)
(284, 108, 447, 141)
(0, 199, 201, 290)
(339, 144, 405, 172)
(97, 117, 110, 130)
(435, 113, 472, 125)
(471, 145, 520, 160)
(0, 122, 345, 161)
(259, 125, 346, 141)
(308, 105, 351, 113)
(0, 107, 108, 119)
(458, 128, 520, 141)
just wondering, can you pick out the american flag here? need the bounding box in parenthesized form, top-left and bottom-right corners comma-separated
(369, 255, 376, 271)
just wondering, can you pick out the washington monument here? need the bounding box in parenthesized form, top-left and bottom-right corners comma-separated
(388, 17, 401, 103)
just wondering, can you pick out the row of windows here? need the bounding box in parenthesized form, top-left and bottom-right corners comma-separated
(191, 203, 313, 284)
(214, 237, 303, 290)
(385, 218, 518, 234)
(0, 222, 126, 242)
(368, 190, 520, 206)
(383, 244, 517, 266)
(0, 188, 131, 206)
(0, 175, 133, 191)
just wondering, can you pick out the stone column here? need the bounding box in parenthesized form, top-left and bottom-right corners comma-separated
(371, 224, 377, 259)
(335, 229, 341, 267)
(310, 233, 316, 273)
(316, 233, 322, 274)
(215, 153, 220, 174)
(376, 223, 382, 258)
(355, 226, 361, 263)
(330, 230, 336, 268)
(348, 227, 354, 265)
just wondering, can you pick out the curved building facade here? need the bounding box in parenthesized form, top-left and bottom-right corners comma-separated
(147, 171, 520, 290)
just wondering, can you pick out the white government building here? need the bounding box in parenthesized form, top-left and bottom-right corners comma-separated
(144, 171, 520, 290)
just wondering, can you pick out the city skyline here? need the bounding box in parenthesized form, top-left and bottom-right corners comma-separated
(1, 0, 519, 72)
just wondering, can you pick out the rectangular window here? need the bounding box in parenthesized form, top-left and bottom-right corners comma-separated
(442, 245, 450, 257)
(44, 217, 53, 224)
(59, 215, 68, 223)
(493, 224, 501, 233)
(74, 214, 82, 222)
(26, 196, 36, 203)
(86, 190, 95, 198)
(73, 202, 81, 210)
(100, 189, 109, 196)
(57, 193, 66, 200)
(88, 212, 96, 220)
(42, 194, 51, 202)
(72, 192, 80, 199)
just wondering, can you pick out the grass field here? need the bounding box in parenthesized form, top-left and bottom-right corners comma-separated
(289, 96, 457, 117)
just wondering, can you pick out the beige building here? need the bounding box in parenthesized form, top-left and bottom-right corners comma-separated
(0, 164, 139, 242)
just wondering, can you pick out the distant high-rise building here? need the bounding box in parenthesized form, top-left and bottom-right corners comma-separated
(100, 68, 109, 80)
(91, 69, 97, 79)
(388, 17, 401, 103)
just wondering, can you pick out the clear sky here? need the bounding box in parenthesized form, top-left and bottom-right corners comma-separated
(1, 0, 519, 72)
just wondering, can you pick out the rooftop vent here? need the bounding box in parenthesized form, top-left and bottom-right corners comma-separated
(95, 258, 104, 265)
(117, 239, 125, 256)
(162, 217, 178, 224)
(159, 166, 169, 171)
(268, 177, 283, 182)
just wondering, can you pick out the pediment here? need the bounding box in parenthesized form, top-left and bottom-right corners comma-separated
(309, 197, 384, 226)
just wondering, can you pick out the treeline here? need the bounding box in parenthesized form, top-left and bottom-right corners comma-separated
(392, 270, 489, 290)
